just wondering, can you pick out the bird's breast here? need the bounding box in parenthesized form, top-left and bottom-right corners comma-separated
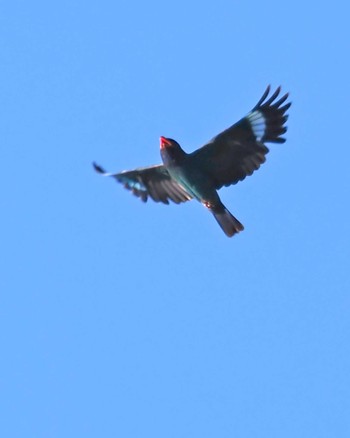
(167, 162, 215, 201)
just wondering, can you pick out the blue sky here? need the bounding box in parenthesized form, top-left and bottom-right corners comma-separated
(1, 1, 350, 437)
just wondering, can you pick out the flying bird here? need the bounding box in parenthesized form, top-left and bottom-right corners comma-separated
(93, 86, 291, 237)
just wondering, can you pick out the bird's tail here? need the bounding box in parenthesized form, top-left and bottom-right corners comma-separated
(211, 204, 244, 237)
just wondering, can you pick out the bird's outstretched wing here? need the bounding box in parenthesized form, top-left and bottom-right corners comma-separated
(93, 162, 193, 204)
(190, 86, 291, 189)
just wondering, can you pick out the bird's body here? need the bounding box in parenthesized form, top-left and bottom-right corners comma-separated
(159, 138, 244, 236)
(94, 86, 291, 237)
(161, 144, 210, 200)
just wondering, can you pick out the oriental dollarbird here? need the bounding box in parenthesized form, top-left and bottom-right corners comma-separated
(93, 86, 291, 237)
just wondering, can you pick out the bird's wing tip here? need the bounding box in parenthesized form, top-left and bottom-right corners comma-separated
(93, 162, 112, 176)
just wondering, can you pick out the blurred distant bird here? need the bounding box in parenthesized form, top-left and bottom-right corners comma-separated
(93, 86, 291, 237)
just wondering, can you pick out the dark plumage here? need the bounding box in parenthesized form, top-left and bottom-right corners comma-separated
(93, 86, 291, 237)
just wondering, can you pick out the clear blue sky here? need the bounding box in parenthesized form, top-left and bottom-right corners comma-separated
(1, 1, 350, 437)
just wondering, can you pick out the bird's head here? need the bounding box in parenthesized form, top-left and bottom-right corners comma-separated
(160, 136, 181, 150)
(159, 136, 186, 165)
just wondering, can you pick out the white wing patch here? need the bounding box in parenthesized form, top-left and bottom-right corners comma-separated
(118, 175, 147, 192)
(247, 110, 266, 141)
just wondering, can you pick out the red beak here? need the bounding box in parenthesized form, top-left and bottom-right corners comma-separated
(160, 136, 171, 150)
